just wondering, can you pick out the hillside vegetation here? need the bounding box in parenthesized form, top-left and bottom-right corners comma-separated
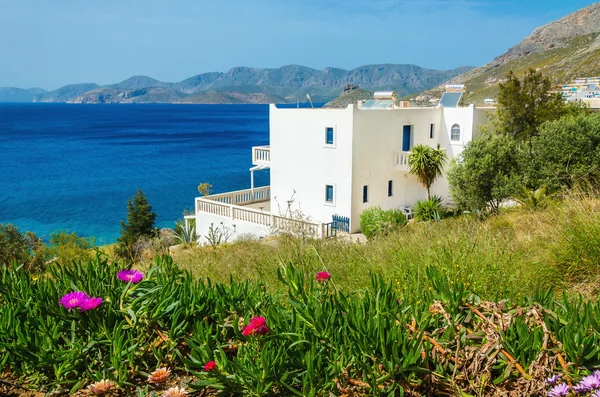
(416, 2, 600, 104)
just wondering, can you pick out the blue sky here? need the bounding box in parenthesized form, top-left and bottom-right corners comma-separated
(0, 0, 597, 90)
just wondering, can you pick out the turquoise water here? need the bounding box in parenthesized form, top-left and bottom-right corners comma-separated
(0, 104, 270, 243)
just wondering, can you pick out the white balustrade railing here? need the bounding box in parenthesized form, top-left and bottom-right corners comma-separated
(395, 151, 411, 171)
(195, 185, 322, 238)
(252, 146, 271, 164)
(205, 186, 270, 206)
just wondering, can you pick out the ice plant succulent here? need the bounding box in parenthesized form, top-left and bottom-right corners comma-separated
(203, 361, 217, 372)
(148, 367, 171, 384)
(163, 387, 187, 397)
(87, 379, 114, 396)
(548, 383, 571, 397)
(242, 316, 270, 336)
(59, 291, 90, 310)
(117, 269, 144, 284)
(315, 271, 332, 282)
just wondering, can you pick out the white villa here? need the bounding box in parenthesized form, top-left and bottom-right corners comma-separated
(191, 89, 494, 244)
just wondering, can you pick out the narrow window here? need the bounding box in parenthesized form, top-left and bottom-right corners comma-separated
(430, 123, 435, 139)
(451, 124, 461, 141)
(388, 180, 393, 197)
(363, 185, 368, 203)
(325, 127, 334, 145)
(325, 185, 334, 203)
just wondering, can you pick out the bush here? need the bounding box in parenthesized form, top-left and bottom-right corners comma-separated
(359, 206, 407, 239)
(529, 112, 600, 192)
(46, 230, 95, 265)
(413, 195, 445, 221)
(0, 223, 47, 271)
(448, 132, 524, 212)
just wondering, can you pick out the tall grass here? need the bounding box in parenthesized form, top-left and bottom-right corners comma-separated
(168, 194, 600, 300)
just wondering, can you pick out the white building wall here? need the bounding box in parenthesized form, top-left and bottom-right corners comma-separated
(196, 212, 270, 245)
(269, 104, 354, 226)
(350, 107, 444, 232)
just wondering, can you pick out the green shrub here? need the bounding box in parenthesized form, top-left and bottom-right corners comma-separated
(359, 206, 407, 239)
(0, 223, 47, 271)
(448, 132, 523, 212)
(46, 230, 95, 265)
(413, 195, 445, 221)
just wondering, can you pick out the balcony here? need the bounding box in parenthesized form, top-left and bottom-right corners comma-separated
(252, 145, 271, 166)
(195, 186, 324, 238)
(394, 151, 411, 172)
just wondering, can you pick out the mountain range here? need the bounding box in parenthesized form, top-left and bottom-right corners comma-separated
(0, 65, 472, 105)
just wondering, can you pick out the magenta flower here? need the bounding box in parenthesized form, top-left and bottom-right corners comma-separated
(242, 316, 270, 336)
(80, 297, 103, 311)
(59, 291, 90, 310)
(117, 269, 144, 283)
(315, 271, 331, 282)
(548, 383, 571, 397)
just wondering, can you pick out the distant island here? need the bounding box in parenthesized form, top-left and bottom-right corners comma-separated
(0, 64, 472, 105)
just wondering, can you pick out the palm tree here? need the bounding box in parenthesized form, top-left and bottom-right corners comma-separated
(407, 144, 448, 199)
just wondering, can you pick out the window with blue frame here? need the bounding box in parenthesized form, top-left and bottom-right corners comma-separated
(363, 185, 368, 203)
(325, 185, 334, 203)
(325, 127, 334, 145)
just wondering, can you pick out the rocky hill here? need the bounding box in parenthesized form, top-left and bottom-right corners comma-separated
(1, 64, 472, 105)
(323, 85, 374, 108)
(432, 2, 600, 104)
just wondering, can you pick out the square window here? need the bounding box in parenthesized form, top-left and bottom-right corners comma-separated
(363, 185, 368, 203)
(325, 185, 334, 202)
(326, 127, 334, 145)
(388, 180, 393, 197)
(430, 123, 435, 139)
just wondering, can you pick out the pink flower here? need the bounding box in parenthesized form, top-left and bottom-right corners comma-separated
(242, 316, 270, 336)
(203, 361, 217, 371)
(117, 269, 144, 283)
(59, 291, 90, 310)
(80, 297, 103, 311)
(315, 272, 331, 282)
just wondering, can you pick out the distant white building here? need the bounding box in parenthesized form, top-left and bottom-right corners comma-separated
(191, 91, 494, 244)
(562, 77, 600, 109)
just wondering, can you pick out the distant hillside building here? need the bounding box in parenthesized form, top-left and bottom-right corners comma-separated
(561, 77, 600, 109)
(190, 90, 494, 244)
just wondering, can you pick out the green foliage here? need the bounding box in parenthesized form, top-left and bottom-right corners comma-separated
(496, 69, 579, 147)
(3, 255, 600, 395)
(529, 112, 600, 192)
(413, 195, 445, 222)
(0, 223, 47, 271)
(516, 185, 551, 210)
(197, 182, 212, 196)
(174, 220, 197, 246)
(117, 190, 157, 259)
(359, 206, 407, 240)
(46, 230, 95, 265)
(205, 224, 232, 247)
(407, 144, 448, 199)
(448, 132, 523, 212)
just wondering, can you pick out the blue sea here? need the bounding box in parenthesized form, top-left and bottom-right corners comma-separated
(0, 104, 271, 244)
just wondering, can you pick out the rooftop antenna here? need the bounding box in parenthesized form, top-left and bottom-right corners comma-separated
(306, 94, 314, 108)
(297, 98, 299, 108)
